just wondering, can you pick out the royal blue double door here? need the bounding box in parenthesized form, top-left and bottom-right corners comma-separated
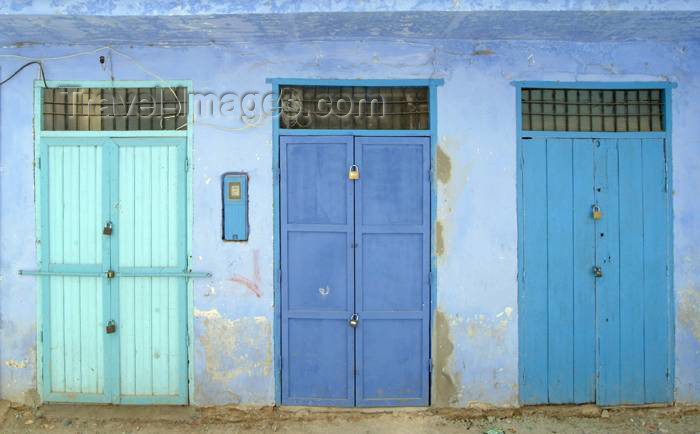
(280, 136, 431, 407)
(520, 137, 672, 405)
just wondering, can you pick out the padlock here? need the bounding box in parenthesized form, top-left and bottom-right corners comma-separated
(348, 164, 360, 180)
(592, 204, 602, 220)
(103, 221, 113, 235)
(106, 320, 116, 334)
(593, 266, 603, 278)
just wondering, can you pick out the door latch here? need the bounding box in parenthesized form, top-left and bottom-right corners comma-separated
(106, 320, 116, 334)
(593, 266, 603, 278)
(349, 313, 359, 328)
(106, 270, 115, 279)
(103, 221, 113, 235)
(592, 205, 602, 220)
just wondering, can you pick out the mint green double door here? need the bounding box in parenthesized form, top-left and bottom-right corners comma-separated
(39, 137, 188, 404)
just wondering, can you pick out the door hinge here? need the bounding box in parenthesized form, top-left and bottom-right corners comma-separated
(40, 330, 43, 343)
(35, 157, 41, 170)
(429, 358, 433, 375)
(184, 157, 189, 172)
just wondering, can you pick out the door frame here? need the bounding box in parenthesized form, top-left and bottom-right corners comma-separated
(32, 80, 195, 404)
(268, 78, 443, 405)
(513, 80, 677, 404)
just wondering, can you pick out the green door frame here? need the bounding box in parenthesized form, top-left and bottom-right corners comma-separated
(28, 80, 198, 404)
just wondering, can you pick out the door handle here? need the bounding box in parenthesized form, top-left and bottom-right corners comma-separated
(349, 313, 359, 328)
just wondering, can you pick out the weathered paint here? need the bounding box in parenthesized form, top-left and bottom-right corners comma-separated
(0, 7, 699, 407)
(3, 0, 700, 15)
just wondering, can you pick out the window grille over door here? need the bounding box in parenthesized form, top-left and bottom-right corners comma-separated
(42, 87, 189, 131)
(521, 88, 665, 132)
(279, 86, 429, 130)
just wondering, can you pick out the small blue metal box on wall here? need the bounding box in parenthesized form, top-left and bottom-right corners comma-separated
(222, 172, 249, 241)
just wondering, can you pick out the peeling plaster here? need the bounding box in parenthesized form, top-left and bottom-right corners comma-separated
(194, 308, 222, 319)
(436, 145, 452, 184)
(434, 310, 460, 406)
(436, 221, 445, 257)
(198, 316, 272, 381)
(4, 359, 28, 369)
(679, 287, 700, 342)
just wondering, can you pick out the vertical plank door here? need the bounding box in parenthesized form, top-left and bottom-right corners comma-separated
(595, 138, 672, 405)
(113, 138, 188, 404)
(519, 138, 596, 404)
(42, 138, 110, 403)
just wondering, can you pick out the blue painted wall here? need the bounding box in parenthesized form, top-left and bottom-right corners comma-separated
(1, 35, 699, 406)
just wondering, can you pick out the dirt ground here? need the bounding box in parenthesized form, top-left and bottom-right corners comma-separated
(1, 402, 700, 433)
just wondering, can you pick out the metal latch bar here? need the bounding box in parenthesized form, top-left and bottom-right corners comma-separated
(20, 270, 212, 278)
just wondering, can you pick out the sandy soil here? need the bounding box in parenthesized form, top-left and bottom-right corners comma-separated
(1, 402, 700, 433)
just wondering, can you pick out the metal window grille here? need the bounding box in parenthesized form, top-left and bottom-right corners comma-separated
(42, 87, 188, 131)
(521, 88, 665, 132)
(279, 86, 429, 130)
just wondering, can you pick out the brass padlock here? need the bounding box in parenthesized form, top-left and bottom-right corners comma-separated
(106, 320, 116, 334)
(348, 164, 360, 180)
(593, 266, 603, 278)
(592, 204, 602, 220)
(103, 221, 113, 235)
(349, 313, 359, 328)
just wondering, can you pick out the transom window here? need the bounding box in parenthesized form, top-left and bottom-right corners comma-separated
(521, 88, 665, 132)
(42, 87, 189, 131)
(279, 85, 429, 130)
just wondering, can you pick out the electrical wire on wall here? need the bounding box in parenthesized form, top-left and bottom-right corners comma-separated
(0, 61, 48, 88)
(0, 46, 270, 132)
(0, 47, 187, 129)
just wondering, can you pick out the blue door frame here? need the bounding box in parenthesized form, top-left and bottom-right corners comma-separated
(514, 81, 676, 405)
(269, 78, 443, 405)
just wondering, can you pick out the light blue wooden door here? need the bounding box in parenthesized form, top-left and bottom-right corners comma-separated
(354, 137, 430, 407)
(280, 136, 355, 406)
(519, 137, 671, 405)
(113, 138, 188, 404)
(40, 137, 188, 404)
(595, 138, 672, 405)
(41, 137, 111, 403)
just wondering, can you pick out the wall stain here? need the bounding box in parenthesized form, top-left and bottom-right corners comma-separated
(229, 250, 262, 298)
(434, 310, 461, 407)
(198, 315, 272, 384)
(679, 287, 700, 342)
(436, 221, 445, 257)
(436, 145, 452, 184)
(472, 49, 496, 56)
